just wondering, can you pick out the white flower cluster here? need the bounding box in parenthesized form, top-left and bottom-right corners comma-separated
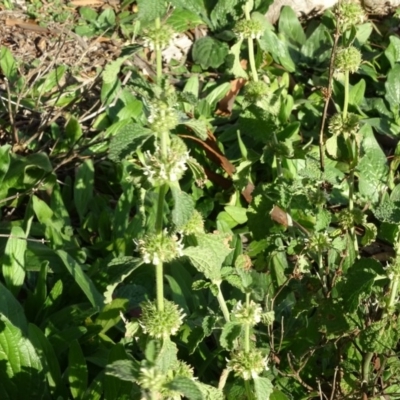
(142, 137, 190, 185)
(136, 229, 184, 266)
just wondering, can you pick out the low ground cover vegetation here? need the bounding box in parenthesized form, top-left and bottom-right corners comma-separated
(2, 0, 400, 399)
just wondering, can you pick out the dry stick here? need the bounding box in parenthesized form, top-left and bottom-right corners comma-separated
(329, 366, 339, 400)
(319, 25, 340, 172)
(286, 352, 315, 392)
(0, 234, 48, 243)
(317, 380, 329, 400)
(36, 34, 68, 127)
(278, 315, 284, 353)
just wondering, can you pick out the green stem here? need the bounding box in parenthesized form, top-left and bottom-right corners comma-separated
(343, 70, 349, 120)
(319, 250, 328, 294)
(244, 293, 251, 353)
(156, 260, 164, 312)
(155, 17, 162, 85)
(248, 38, 258, 82)
(243, 294, 253, 399)
(361, 351, 373, 392)
(388, 273, 400, 309)
(245, 380, 253, 400)
(154, 183, 168, 312)
(155, 184, 168, 233)
(343, 70, 358, 253)
(348, 169, 358, 253)
(216, 281, 230, 322)
(244, 1, 251, 20)
(272, 132, 283, 178)
(153, 15, 167, 311)
(243, 1, 258, 82)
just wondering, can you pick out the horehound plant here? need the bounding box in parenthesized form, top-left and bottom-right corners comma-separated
(125, 4, 276, 399)
(326, 0, 366, 254)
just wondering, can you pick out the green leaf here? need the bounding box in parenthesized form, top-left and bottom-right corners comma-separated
(104, 345, 137, 400)
(183, 75, 199, 99)
(385, 64, 400, 110)
(373, 200, 400, 223)
(360, 319, 398, 353)
(218, 205, 247, 227)
(108, 123, 153, 162)
(210, 0, 240, 30)
(355, 23, 372, 45)
(167, 9, 204, 32)
(192, 37, 229, 69)
(165, 274, 189, 313)
(69, 340, 88, 400)
(74, 159, 94, 222)
(57, 250, 104, 309)
(79, 6, 98, 22)
(300, 23, 331, 65)
(205, 82, 231, 107)
(0, 144, 11, 188)
(254, 377, 274, 400)
(102, 56, 129, 85)
(385, 35, 400, 68)
(0, 315, 45, 400)
(182, 118, 209, 140)
(82, 372, 103, 400)
(97, 8, 115, 27)
(166, 377, 203, 400)
(270, 246, 289, 288)
(35, 279, 63, 322)
(220, 321, 242, 350)
(155, 338, 179, 373)
(358, 124, 387, 204)
(259, 29, 295, 72)
(0, 46, 18, 82)
(65, 116, 83, 144)
(278, 6, 306, 47)
(183, 232, 233, 281)
(168, 260, 203, 312)
(227, 39, 248, 79)
(171, 186, 195, 230)
(0, 281, 27, 333)
(169, 0, 212, 28)
(196, 382, 224, 399)
(38, 65, 67, 94)
(105, 359, 138, 382)
(75, 25, 97, 37)
(28, 324, 65, 398)
(349, 79, 365, 106)
(270, 390, 290, 400)
(116, 98, 143, 121)
(361, 222, 377, 246)
(96, 298, 129, 334)
(2, 226, 27, 296)
(340, 258, 385, 313)
(103, 257, 143, 304)
(137, 0, 166, 22)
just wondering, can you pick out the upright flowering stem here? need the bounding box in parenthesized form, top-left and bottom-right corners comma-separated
(343, 70, 349, 121)
(362, 246, 400, 390)
(243, 293, 254, 400)
(244, 2, 258, 83)
(343, 69, 358, 253)
(155, 17, 162, 86)
(333, 45, 362, 254)
(216, 281, 230, 322)
(244, 293, 251, 353)
(152, 17, 169, 312)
